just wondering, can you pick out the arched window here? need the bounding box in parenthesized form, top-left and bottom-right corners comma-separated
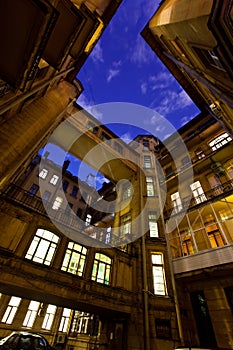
(91, 253, 112, 285)
(25, 228, 59, 266)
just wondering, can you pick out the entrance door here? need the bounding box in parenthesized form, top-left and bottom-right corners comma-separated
(190, 291, 216, 347)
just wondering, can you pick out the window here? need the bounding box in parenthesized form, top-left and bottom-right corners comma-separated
(92, 253, 111, 285)
(52, 196, 63, 210)
(146, 176, 154, 196)
(209, 132, 232, 151)
(61, 242, 87, 276)
(152, 253, 167, 296)
(143, 139, 149, 150)
(77, 208, 83, 218)
(50, 174, 59, 185)
(114, 142, 123, 154)
(122, 184, 133, 200)
(105, 227, 111, 244)
(23, 300, 40, 328)
(100, 132, 111, 144)
(171, 192, 183, 213)
(85, 214, 92, 226)
(87, 121, 98, 134)
(206, 223, 225, 248)
(70, 311, 97, 334)
(149, 212, 158, 237)
(25, 228, 59, 266)
(59, 308, 71, 332)
(155, 319, 171, 339)
(71, 185, 78, 197)
(144, 155, 151, 168)
(193, 47, 225, 70)
(195, 148, 205, 160)
(39, 168, 48, 179)
(120, 213, 131, 235)
(62, 180, 69, 191)
(1, 296, 21, 324)
(190, 181, 207, 204)
(42, 304, 57, 330)
(42, 190, 51, 202)
(28, 184, 39, 197)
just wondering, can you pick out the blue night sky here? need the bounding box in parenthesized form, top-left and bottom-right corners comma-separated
(76, 0, 200, 139)
(43, 0, 201, 187)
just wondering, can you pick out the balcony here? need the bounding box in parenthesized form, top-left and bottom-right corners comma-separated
(164, 178, 233, 219)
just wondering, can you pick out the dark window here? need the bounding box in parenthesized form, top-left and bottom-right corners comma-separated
(77, 208, 83, 218)
(155, 319, 171, 339)
(143, 139, 149, 150)
(114, 142, 123, 154)
(87, 121, 98, 134)
(63, 180, 69, 191)
(42, 190, 51, 202)
(100, 132, 111, 144)
(71, 185, 78, 197)
(165, 166, 173, 178)
(28, 184, 39, 197)
(193, 47, 225, 71)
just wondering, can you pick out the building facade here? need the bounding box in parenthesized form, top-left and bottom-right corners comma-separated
(141, 0, 233, 135)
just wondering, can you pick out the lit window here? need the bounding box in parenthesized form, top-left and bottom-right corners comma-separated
(39, 168, 48, 179)
(23, 300, 40, 328)
(42, 304, 57, 330)
(152, 253, 167, 296)
(25, 228, 59, 266)
(1, 296, 21, 324)
(144, 155, 151, 168)
(52, 196, 63, 210)
(122, 184, 133, 200)
(85, 214, 92, 226)
(87, 121, 98, 134)
(92, 253, 111, 285)
(171, 192, 183, 213)
(120, 213, 131, 235)
(209, 132, 232, 151)
(61, 242, 87, 276)
(146, 176, 154, 196)
(28, 184, 39, 197)
(70, 311, 98, 335)
(149, 212, 158, 237)
(195, 148, 205, 160)
(50, 174, 59, 185)
(105, 227, 111, 244)
(59, 308, 71, 332)
(190, 181, 207, 204)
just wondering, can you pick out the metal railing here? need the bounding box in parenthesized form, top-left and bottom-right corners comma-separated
(164, 178, 233, 219)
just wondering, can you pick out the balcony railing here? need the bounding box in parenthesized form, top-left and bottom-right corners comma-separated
(164, 178, 233, 219)
(2, 184, 132, 249)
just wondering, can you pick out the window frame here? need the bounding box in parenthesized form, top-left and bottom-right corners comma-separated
(151, 252, 167, 296)
(61, 241, 87, 276)
(91, 253, 112, 285)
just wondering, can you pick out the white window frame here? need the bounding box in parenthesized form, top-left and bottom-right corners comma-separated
(190, 181, 207, 204)
(149, 212, 159, 237)
(146, 176, 154, 196)
(25, 228, 59, 266)
(91, 253, 111, 285)
(144, 155, 151, 168)
(59, 308, 72, 332)
(171, 192, 183, 213)
(23, 300, 40, 328)
(1, 296, 21, 324)
(52, 196, 63, 210)
(209, 132, 232, 151)
(120, 213, 131, 235)
(39, 168, 48, 179)
(61, 242, 87, 276)
(50, 174, 59, 185)
(42, 304, 57, 330)
(152, 253, 167, 296)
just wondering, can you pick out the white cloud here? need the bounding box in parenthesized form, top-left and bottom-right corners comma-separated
(90, 42, 104, 63)
(76, 93, 103, 121)
(149, 71, 175, 90)
(152, 89, 193, 116)
(107, 69, 120, 83)
(130, 37, 154, 65)
(120, 132, 134, 144)
(141, 82, 147, 95)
